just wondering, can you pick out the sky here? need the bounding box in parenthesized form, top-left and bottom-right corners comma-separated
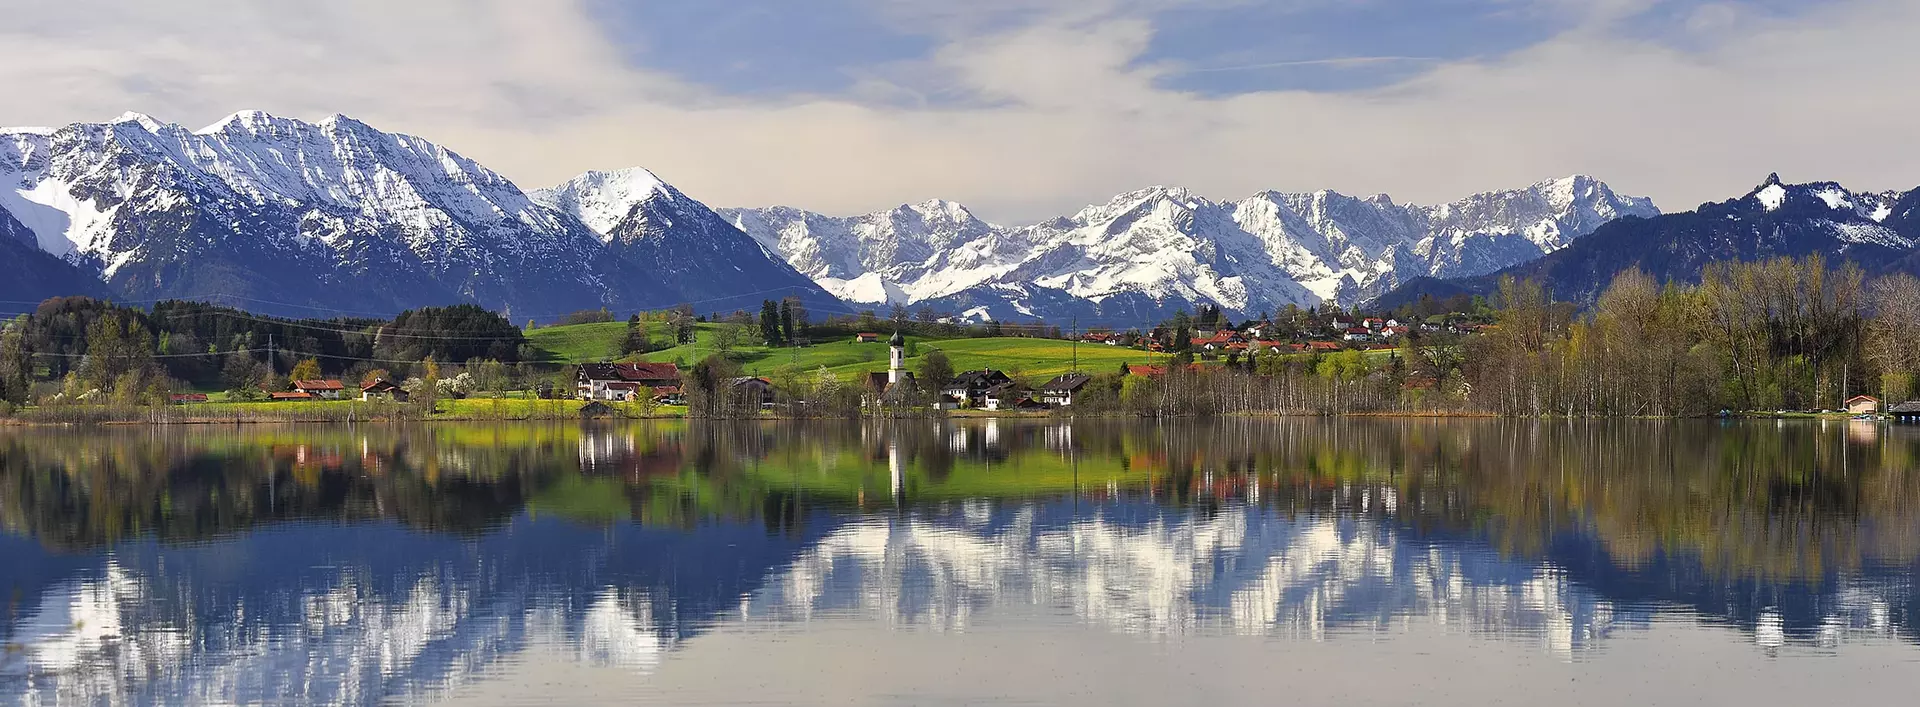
(0, 0, 1914, 223)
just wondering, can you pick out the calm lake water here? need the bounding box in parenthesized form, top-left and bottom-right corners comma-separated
(3, 419, 1920, 705)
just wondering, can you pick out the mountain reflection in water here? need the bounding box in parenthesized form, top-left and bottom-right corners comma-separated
(2, 419, 1918, 705)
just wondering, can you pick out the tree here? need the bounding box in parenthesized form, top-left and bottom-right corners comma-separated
(918, 350, 953, 397)
(759, 300, 785, 347)
(0, 322, 28, 407)
(73, 312, 162, 403)
(712, 324, 744, 358)
(415, 356, 441, 413)
(377, 304, 525, 363)
(622, 314, 652, 355)
(288, 358, 323, 385)
(780, 299, 796, 344)
(471, 359, 508, 394)
(686, 354, 745, 418)
(1867, 273, 1920, 398)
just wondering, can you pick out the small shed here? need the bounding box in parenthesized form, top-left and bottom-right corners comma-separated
(1845, 395, 1882, 415)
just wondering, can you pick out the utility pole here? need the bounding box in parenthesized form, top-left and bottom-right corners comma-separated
(1071, 316, 1079, 374)
(267, 334, 276, 377)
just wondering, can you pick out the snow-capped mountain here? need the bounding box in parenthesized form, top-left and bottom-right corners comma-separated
(721, 176, 1658, 324)
(1377, 174, 1920, 309)
(0, 112, 839, 318)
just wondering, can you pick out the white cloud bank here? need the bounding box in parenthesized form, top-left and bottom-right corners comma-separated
(0, 0, 1915, 222)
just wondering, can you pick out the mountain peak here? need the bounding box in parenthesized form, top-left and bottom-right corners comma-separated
(532, 167, 674, 240)
(196, 110, 280, 135)
(110, 111, 169, 132)
(0, 109, 841, 318)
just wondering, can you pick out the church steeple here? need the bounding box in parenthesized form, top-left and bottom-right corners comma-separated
(888, 330, 906, 384)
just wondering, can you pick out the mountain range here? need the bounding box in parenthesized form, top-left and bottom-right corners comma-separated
(0, 112, 839, 319)
(6, 110, 1915, 328)
(720, 176, 1658, 324)
(1376, 174, 1920, 309)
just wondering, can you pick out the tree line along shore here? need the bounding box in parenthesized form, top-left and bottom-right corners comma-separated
(1, 253, 1913, 423)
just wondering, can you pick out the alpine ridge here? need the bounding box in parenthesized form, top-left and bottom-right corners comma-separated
(0, 112, 841, 319)
(720, 176, 1658, 325)
(1375, 174, 1920, 310)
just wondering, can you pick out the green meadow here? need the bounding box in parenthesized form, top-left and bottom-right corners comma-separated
(527, 321, 1172, 386)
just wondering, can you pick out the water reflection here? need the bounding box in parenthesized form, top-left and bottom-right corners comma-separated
(2, 419, 1919, 704)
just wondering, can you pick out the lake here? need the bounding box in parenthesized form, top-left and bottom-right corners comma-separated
(3, 419, 1919, 705)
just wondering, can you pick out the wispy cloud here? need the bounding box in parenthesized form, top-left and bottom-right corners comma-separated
(0, 0, 1914, 224)
(1171, 56, 1440, 74)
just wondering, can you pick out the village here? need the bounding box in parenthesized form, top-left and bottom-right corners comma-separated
(559, 311, 1496, 415)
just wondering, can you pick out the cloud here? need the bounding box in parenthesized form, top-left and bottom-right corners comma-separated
(0, 0, 1916, 223)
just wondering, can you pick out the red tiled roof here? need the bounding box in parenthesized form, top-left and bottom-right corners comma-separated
(270, 391, 315, 400)
(1307, 341, 1343, 351)
(1128, 365, 1165, 376)
(293, 379, 345, 391)
(581, 362, 681, 384)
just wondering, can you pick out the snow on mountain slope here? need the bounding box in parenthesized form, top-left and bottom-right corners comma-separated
(528, 168, 667, 242)
(721, 176, 1658, 323)
(0, 111, 604, 313)
(1738, 173, 1917, 249)
(1375, 175, 1920, 310)
(0, 111, 844, 318)
(531, 167, 849, 315)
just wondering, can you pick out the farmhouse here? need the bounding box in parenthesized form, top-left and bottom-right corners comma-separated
(270, 391, 314, 401)
(982, 382, 1026, 411)
(731, 377, 776, 407)
(944, 369, 1014, 408)
(361, 379, 409, 402)
(292, 379, 347, 399)
(1039, 373, 1092, 407)
(854, 332, 883, 343)
(577, 362, 682, 401)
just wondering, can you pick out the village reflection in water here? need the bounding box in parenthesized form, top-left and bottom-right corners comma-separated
(3, 419, 1920, 704)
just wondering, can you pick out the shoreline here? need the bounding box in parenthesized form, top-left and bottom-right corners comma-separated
(0, 404, 1887, 426)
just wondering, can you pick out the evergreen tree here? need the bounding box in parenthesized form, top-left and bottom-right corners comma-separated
(780, 300, 795, 344)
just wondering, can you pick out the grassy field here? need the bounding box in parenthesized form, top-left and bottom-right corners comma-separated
(523, 320, 1400, 386)
(639, 333, 1165, 385)
(526, 319, 1166, 385)
(524, 321, 635, 363)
